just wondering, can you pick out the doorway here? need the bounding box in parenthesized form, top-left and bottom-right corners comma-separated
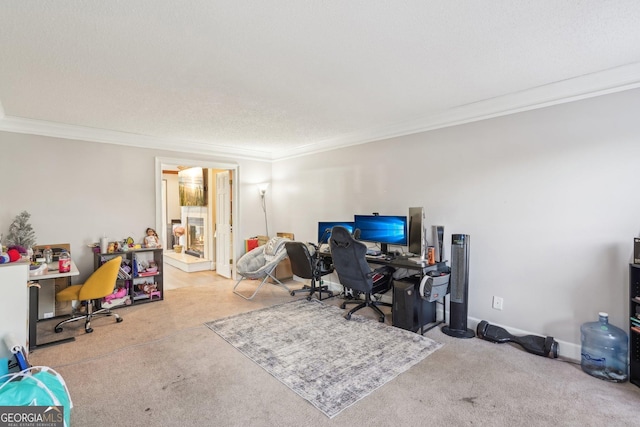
(155, 157, 239, 280)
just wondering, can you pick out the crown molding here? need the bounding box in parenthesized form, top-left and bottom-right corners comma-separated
(1, 62, 639, 163)
(273, 62, 640, 161)
(0, 115, 274, 162)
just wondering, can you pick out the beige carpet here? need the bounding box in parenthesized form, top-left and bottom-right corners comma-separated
(29, 270, 640, 426)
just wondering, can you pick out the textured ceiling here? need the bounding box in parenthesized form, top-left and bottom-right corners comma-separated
(1, 1, 640, 160)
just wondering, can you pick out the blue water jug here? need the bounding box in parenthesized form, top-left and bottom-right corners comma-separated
(580, 312, 628, 382)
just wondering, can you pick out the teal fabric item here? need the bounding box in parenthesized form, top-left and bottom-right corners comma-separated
(0, 367, 72, 427)
(0, 358, 7, 377)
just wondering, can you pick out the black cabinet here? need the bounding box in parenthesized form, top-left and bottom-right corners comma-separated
(629, 264, 640, 387)
(94, 248, 163, 308)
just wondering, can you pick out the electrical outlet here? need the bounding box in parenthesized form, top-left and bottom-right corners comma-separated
(492, 296, 504, 310)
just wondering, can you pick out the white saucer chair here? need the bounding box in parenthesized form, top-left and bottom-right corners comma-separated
(233, 236, 292, 300)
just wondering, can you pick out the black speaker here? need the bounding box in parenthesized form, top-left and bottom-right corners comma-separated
(434, 225, 445, 262)
(392, 278, 435, 332)
(408, 207, 424, 256)
(442, 234, 474, 338)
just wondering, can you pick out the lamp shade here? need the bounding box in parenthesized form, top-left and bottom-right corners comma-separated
(257, 182, 269, 196)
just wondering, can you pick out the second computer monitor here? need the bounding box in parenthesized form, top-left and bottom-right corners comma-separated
(354, 215, 408, 254)
(318, 221, 355, 244)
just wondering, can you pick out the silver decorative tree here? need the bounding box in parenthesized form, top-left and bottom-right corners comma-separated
(6, 210, 37, 249)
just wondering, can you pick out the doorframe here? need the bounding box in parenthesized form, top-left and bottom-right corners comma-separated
(155, 156, 239, 280)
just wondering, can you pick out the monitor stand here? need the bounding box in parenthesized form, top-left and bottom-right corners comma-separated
(380, 243, 388, 255)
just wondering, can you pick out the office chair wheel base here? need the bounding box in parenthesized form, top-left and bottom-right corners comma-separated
(116, 317, 123, 323)
(306, 296, 312, 301)
(85, 328, 93, 333)
(290, 291, 296, 296)
(378, 317, 385, 323)
(340, 302, 347, 309)
(54, 327, 63, 333)
(344, 313, 352, 320)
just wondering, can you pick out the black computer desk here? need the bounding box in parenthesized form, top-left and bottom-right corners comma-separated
(368, 256, 449, 334)
(366, 254, 445, 271)
(319, 251, 449, 334)
(320, 250, 444, 271)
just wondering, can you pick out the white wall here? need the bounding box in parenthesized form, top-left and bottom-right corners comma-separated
(271, 88, 640, 358)
(2, 88, 639, 358)
(0, 133, 272, 282)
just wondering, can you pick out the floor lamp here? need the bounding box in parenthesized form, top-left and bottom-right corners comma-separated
(258, 183, 269, 237)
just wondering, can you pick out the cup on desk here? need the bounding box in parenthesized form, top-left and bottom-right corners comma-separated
(427, 246, 435, 265)
(100, 237, 109, 254)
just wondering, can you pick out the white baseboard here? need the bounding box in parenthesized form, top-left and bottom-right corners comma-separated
(323, 279, 580, 362)
(466, 317, 580, 362)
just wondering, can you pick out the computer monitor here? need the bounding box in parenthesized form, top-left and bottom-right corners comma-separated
(317, 221, 355, 244)
(408, 207, 424, 255)
(354, 214, 408, 254)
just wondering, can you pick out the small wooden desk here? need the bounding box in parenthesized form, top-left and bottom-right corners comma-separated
(30, 261, 79, 319)
(29, 261, 79, 279)
(28, 261, 79, 350)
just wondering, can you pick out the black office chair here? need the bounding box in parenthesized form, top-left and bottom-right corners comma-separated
(285, 241, 334, 300)
(329, 226, 393, 322)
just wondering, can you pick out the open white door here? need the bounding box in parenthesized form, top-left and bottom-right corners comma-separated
(215, 171, 232, 278)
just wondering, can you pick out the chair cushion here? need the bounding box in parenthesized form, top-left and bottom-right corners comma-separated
(263, 237, 289, 262)
(55, 284, 83, 302)
(236, 238, 292, 279)
(237, 248, 266, 275)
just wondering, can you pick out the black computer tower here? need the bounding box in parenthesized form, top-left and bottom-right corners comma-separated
(392, 278, 435, 332)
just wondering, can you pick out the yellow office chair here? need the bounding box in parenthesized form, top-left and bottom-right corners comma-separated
(54, 256, 124, 334)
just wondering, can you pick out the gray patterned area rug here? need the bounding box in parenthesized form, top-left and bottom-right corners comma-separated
(205, 299, 443, 418)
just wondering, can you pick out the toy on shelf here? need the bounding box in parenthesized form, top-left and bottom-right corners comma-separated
(0, 248, 23, 264)
(102, 282, 131, 308)
(118, 259, 132, 280)
(146, 260, 158, 273)
(132, 280, 158, 301)
(137, 259, 158, 277)
(137, 281, 158, 294)
(144, 228, 161, 248)
(104, 286, 127, 303)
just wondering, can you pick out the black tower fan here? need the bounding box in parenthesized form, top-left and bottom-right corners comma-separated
(442, 234, 474, 338)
